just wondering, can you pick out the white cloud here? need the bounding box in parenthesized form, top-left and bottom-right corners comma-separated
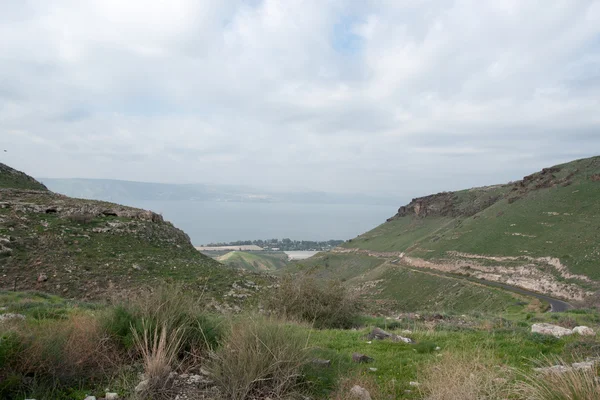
(1, 0, 599, 198)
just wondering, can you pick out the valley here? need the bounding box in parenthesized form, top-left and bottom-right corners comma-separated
(1, 157, 600, 400)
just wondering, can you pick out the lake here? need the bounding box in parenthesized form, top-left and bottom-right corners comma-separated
(129, 200, 395, 245)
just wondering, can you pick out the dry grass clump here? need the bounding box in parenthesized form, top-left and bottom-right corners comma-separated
(267, 273, 362, 329)
(514, 356, 600, 400)
(419, 351, 511, 400)
(208, 316, 310, 400)
(12, 314, 121, 381)
(131, 320, 184, 398)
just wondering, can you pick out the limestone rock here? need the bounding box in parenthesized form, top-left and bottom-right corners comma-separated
(572, 326, 595, 336)
(105, 393, 119, 400)
(0, 313, 26, 322)
(366, 327, 413, 343)
(350, 385, 372, 400)
(531, 323, 573, 338)
(135, 379, 149, 393)
(311, 359, 332, 368)
(37, 273, 48, 282)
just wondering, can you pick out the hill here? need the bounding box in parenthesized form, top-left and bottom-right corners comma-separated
(216, 251, 289, 272)
(0, 163, 249, 301)
(339, 156, 600, 302)
(0, 163, 48, 191)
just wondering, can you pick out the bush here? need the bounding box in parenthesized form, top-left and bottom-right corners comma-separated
(104, 284, 222, 356)
(208, 316, 310, 400)
(514, 356, 600, 399)
(8, 314, 121, 383)
(267, 273, 362, 329)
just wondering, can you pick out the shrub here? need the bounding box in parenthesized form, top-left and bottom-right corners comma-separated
(267, 273, 362, 329)
(208, 316, 310, 400)
(9, 314, 121, 382)
(104, 284, 222, 356)
(419, 351, 511, 400)
(514, 356, 600, 399)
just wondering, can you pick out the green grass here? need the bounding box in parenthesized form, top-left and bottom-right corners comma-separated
(342, 156, 600, 284)
(0, 163, 48, 191)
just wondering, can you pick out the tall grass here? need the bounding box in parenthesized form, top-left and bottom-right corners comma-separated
(419, 351, 511, 400)
(267, 273, 362, 329)
(514, 356, 600, 399)
(131, 320, 184, 398)
(208, 316, 310, 400)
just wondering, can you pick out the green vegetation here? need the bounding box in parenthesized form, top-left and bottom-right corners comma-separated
(342, 156, 600, 296)
(3, 289, 600, 399)
(287, 252, 525, 314)
(0, 162, 48, 190)
(216, 251, 289, 272)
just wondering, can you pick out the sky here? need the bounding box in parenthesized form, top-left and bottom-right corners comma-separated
(1, 0, 600, 198)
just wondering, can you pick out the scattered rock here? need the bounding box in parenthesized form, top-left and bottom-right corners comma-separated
(572, 326, 595, 336)
(311, 359, 331, 368)
(409, 381, 420, 387)
(572, 361, 596, 371)
(105, 393, 119, 400)
(531, 323, 573, 338)
(369, 367, 378, 372)
(135, 379, 149, 393)
(350, 385, 372, 400)
(37, 273, 48, 282)
(0, 313, 26, 322)
(366, 327, 413, 343)
(352, 353, 374, 363)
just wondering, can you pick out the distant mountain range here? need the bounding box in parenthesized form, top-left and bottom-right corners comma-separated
(39, 178, 397, 205)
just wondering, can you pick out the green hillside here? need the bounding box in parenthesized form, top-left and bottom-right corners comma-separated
(342, 156, 600, 301)
(0, 162, 48, 190)
(216, 251, 289, 272)
(0, 164, 250, 301)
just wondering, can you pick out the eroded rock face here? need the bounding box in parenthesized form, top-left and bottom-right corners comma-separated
(531, 323, 573, 338)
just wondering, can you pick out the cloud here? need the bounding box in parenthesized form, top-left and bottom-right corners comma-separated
(1, 0, 599, 198)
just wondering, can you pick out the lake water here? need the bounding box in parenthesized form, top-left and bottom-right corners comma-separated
(129, 200, 395, 245)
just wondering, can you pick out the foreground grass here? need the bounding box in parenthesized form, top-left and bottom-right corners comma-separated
(2, 290, 600, 399)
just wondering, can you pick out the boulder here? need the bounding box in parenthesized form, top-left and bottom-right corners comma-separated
(531, 323, 573, 338)
(350, 385, 372, 400)
(572, 326, 595, 336)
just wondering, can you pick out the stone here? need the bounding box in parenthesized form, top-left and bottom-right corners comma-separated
(0, 313, 26, 322)
(37, 273, 48, 282)
(311, 358, 332, 368)
(366, 327, 413, 343)
(533, 365, 570, 374)
(352, 353, 374, 363)
(350, 385, 372, 400)
(572, 326, 595, 336)
(105, 393, 119, 400)
(135, 380, 149, 393)
(409, 381, 420, 387)
(531, 323, 573, 338)
(369, 367, 378, 372)
(84, 396, 96, 400)
(572, 361, 596, 371)
(199, 367, 212, 376)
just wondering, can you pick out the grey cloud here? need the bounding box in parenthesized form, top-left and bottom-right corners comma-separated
(1, 0, 599, 197)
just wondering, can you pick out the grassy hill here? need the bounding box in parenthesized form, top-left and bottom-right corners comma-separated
(216, 251, 289, 272)
(340, 156, 600, 301)
(0, 163, 251, 301)
(0, 162, 48, 190)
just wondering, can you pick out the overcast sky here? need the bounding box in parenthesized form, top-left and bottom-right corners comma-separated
(1, 0, 599, 198)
